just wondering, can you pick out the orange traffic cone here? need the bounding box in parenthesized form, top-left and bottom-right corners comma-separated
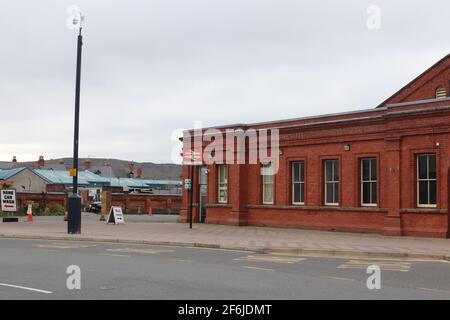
(26, 204, 33, 222)
(148, 207, 153, 217)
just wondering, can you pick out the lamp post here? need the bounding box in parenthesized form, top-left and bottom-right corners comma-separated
(68, 12, 84, 234)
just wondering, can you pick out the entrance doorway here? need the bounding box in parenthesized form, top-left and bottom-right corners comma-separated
(198, 167, 208, 223)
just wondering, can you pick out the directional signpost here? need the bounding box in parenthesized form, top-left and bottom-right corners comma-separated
(183, 150, 202, 229)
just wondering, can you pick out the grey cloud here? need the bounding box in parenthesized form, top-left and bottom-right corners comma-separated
(0, 0, 449, 162)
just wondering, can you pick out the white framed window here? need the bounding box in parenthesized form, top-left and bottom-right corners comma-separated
(324, 160, 339, 205)
(436, 86, 447, 99)
(417, 154, 437, 207)
(292, 161, 305, 205)
(262, 164, 274, 204)
(217, 165, 228, 203)
(361, 158, 377, 206)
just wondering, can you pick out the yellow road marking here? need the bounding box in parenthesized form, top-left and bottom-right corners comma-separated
(235, 255, 305, 264)
(106, 248, 175, 254)
(241, 266, 275, 272)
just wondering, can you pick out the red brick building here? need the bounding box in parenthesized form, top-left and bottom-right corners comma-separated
(180, 54, 450, 238)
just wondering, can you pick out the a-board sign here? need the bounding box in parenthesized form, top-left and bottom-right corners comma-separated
(107, 206, 125, 225)
(1, 189, 17, 212)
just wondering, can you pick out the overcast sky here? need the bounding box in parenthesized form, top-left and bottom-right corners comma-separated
(0, 0, 449, 164)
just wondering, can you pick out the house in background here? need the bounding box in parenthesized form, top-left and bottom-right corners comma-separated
(0, 167, 49, 193)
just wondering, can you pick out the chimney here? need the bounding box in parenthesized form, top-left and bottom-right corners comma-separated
(12, 156, 17, 165)
(127, 162, 135, 178)
(37, 155, 45, 169)
(84, 159, 92, 171)
(135, 168, 143, 179)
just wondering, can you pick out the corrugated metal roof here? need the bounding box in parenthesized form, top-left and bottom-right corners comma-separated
(141, 179, 182, 187)
(34, 169, 90, 186)
(13, 168, 181, 189)
(108, 178, 149, 188)
(0, 167, 26, 180)
(107, 178, 182, 188)
(81, 171, 111, 184)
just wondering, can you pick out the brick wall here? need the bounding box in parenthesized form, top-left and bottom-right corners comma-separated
(17, 192, 68, 211)
(110, 193, 182, 214)
(180, 56, 450, 238)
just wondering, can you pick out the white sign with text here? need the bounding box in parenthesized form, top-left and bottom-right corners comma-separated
(107, 206, 125, 225)
(1, 189, 17, 212)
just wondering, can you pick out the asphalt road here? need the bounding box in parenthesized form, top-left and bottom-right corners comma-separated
(0, 238, 450, 300)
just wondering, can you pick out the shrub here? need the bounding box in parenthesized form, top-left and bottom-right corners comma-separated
(49, 204, 66, 216)
(23, 201, 40, 215)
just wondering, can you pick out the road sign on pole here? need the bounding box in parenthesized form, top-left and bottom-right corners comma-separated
(182, 150, 202, 229)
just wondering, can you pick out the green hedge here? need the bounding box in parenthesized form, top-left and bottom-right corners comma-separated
(13, 201, 67, 216)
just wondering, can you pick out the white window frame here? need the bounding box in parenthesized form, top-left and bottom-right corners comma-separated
(217, 165, 228, 204)
(262, 164, 274, 205)
(361, 158, 377, 207)
(324, 160, 339, 206)
(292, 161, 305, 205)
(417, 154, 437, 208)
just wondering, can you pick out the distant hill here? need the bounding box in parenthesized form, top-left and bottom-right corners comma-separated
(0, 158, 182, 180)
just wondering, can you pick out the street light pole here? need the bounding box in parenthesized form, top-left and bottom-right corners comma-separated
(68, 24, 84, 234)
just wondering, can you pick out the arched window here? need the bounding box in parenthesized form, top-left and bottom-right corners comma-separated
(436, 86, 447, 99)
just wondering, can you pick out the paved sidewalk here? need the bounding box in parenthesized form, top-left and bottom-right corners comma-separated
(2, 217, 450, 260)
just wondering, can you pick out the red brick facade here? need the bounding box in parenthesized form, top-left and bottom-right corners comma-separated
(180, 54, 450, 238)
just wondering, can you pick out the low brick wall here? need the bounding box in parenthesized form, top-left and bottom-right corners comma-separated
(16, 192, 68, 211)
(13, 192, 182, 215)
(110, 193, 182, 214)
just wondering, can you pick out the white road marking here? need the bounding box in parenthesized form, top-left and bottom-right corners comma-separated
(337, 260, 411, 272)
(33, 243, 97, 249)
(170, 258, 195, 263)
(0, 282, 52, 294)
(235, 255, 305, 264)
(322, 276, 356, 282)
(100, 253, 129, 257)
(106, 248, 175, 254)
(418, 287, 450, 294)
(241, 266, 275, 272)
